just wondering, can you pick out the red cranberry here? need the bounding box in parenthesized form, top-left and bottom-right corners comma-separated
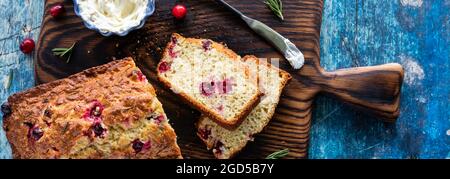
(202, 40, 212, 51)
(168, 44, 177, 58)
(143, 141, 152, 150)
(83, 100, 104, 121)
(19, 38, 35, 54)
(92, 122, 106, 137)
(132, 139, 151, 153)
(158, 61, 171, 73)
(132, 70, 146, 81)
(1, 102, 11, 116)
(49, 4, 65, 18)
(217, 79, 233, 94)
(155, 115, 165, 125)
(198, 127, 211, 140)
(200, 81, 215, 96)
(167, 36, 178, 58)
(172, 4, 187, 20)
(213, 141, 224, 155)
(132, 139, 144, 153)
(148, 113, 165, 125)
(29, 125, 44, 141)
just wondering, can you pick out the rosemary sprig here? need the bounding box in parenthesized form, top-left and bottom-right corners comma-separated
(52, 42, 76, 63)
(264, 0, 284, 20)
(266, 148, 289, 159)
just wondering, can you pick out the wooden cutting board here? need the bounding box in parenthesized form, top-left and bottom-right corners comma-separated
(35, 0, 403, 158)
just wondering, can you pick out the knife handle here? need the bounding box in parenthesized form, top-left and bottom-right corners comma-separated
(318, 63, 404, 122)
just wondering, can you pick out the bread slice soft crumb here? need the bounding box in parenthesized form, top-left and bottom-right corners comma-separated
(196, 55, 292, 159)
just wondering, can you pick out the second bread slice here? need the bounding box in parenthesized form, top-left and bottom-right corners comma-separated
(157, 33, 263, 129)
(196, 55, 292, 159)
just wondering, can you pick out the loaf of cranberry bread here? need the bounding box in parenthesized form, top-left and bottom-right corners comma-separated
(2, 58, 182, 159)
(157, 33, 263, 129)
(196, 55, 291, 159)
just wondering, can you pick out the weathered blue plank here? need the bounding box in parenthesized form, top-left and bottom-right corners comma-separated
(312, 0, 450, 158)
(0, 0, 44, 158)
(0, 0, 448, 159)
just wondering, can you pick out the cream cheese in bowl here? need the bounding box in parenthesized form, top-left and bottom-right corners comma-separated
(74, 0, 155, 36)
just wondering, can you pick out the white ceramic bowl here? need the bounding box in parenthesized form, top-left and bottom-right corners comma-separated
(73, 0, 156, 36)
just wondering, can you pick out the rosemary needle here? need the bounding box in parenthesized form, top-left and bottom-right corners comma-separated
(52, 42, 76, 63)
(266, 148, 289, 159)
(264, 0, 284, 20)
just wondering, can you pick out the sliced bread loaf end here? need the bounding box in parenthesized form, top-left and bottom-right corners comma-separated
(196, 55, 292, 159)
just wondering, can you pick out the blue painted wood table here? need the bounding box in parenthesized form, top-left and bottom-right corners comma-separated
(0, 0, 448, 159)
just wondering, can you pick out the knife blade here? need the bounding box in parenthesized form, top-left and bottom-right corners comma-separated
(215, 0, 305, 69)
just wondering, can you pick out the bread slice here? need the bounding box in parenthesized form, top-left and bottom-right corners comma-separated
(157, 33, 263, 129)
(196, 55, 291, 159)
(2, 58, 182, 159)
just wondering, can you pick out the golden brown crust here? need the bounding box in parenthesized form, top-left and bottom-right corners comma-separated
(157, 33, 263, 129)
(3, 58, 182, 159)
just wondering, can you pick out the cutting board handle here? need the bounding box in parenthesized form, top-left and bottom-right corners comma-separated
(317, 63, 404, 122)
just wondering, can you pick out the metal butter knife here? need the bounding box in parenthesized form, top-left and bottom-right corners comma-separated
(216, 0, 305, 69)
